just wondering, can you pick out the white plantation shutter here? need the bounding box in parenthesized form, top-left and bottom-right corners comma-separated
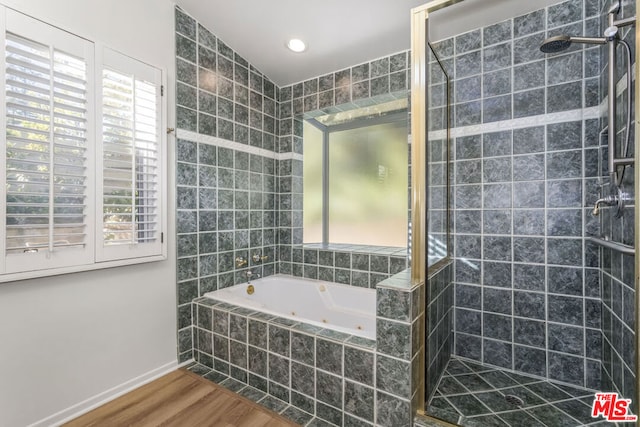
(2, 10, 94, 274)
(97, 48, 163, 261)
(0, 7, 165, 281)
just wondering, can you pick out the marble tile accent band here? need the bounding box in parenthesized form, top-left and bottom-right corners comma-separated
(428, 106, 600, 140)
(177, 129, 303, 162)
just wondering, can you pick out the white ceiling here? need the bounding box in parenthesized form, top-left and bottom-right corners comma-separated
(174, 0, 426, 87)
(175, 0, 567, 87)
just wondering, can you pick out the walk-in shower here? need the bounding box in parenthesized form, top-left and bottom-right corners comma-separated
(413, 0, 639, 426)
(541, 1, 635, 220)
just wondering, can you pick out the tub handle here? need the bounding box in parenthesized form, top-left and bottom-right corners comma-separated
(252, 253, 269, 263)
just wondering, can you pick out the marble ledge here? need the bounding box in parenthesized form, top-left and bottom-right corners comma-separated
(376, 269, 414, 291)
(427, 260, 453, 280)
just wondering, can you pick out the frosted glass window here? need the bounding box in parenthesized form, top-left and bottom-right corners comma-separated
(303, 107, 408, 247)
(328, 121, 407, 246)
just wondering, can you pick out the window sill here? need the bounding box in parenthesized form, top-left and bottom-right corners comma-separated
(299, 243, 408, 257)
(0, 254, 167, 284)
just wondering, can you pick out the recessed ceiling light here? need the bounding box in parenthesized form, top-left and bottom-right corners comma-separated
(287, 38, 306, 53)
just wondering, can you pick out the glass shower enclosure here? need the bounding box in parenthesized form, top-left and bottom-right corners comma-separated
(411, 0, 639, 426)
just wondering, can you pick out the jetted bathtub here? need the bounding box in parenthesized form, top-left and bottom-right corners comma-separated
(204, 274, 376, 340)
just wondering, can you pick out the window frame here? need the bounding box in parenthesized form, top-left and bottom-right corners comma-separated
(304, 109, 409, 247)
(0, 6, 167, 283)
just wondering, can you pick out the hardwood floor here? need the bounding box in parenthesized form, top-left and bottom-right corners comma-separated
(64, 369, 299, 427)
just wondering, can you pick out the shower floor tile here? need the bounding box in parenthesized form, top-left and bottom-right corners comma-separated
(428, 357, 606, 427)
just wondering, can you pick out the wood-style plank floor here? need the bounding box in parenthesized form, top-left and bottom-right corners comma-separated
(64, 369, 299, 427)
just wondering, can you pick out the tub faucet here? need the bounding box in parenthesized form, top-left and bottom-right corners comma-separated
(252, 253, 269, 263)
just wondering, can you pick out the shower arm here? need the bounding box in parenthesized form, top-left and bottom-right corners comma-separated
(570, 36, 607, 45)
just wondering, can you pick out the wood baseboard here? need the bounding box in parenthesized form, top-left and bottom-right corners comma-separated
(29, 360, 183, 427)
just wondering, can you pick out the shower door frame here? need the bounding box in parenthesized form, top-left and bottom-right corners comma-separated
(410, 0, 461, 419)
(409, 0, 460, 285)
(634, 2, 639, 416)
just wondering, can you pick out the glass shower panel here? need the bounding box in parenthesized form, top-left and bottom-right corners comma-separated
(423, 41, 454, 407)
(419, 0, 638, 426)
(427, 45, 450, 268)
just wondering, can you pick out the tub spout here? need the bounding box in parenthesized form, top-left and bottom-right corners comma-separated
(245, 270, 260, 284)
(592, 195, 617, 216)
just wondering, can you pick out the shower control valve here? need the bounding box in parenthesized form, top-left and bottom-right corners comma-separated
(252, 253, 269, 263)
(592, 186, 632, 218)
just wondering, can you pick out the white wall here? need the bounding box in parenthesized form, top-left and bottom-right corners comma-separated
(0, 1, 178, 426)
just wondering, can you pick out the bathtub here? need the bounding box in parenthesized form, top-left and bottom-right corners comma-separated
(203, 274, 376, 340)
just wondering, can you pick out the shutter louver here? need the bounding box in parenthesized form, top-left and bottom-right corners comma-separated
(101, 64, 160, 250)
(5, 33, 88, 256)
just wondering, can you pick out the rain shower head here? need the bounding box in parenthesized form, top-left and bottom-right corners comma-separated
(540, 35, 572, 53)
(540, 34, 607, 53)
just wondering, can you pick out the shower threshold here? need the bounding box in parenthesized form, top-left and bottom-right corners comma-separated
(427, 356, 606, 427)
